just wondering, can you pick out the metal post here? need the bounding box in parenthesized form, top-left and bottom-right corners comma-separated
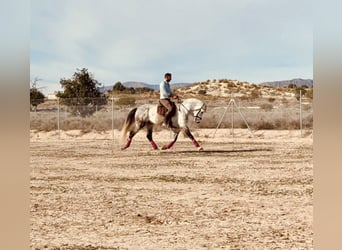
(213, 107, 228, 138)
(231, 97, 234, 140)
(57, 98, 60, 139)
(299, 89, 303, 137)
(111, 97, 114, 141)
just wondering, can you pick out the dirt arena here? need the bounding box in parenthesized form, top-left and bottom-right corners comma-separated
(30, 129, 313, 249)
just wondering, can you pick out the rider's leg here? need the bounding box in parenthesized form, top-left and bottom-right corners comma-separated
(159, 99, 173, 127)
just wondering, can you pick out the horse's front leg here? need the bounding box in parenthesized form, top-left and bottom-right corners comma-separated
(146, 124, 158, 150)
(161, 130, 180, 150)
(184, 127, 203, 151)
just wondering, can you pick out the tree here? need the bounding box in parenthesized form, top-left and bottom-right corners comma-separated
(295, 86, 308, 101)
(112, 81, 126, 91)
(56, 68, 107, 116)
(288, 83, 297, 89)
(30, 76, 45, 111)
(30, 88, 45, 111)
(305, 88, 313, 99)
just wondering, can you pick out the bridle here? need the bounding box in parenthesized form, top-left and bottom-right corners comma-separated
(179, 101, 206, 123)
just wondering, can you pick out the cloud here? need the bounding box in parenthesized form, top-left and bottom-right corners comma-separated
(31, 0, 312, 93)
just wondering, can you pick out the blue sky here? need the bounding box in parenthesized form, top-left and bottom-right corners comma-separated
(30, 0, 312, 94)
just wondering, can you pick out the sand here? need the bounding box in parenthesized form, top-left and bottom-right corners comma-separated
(30, 129, 313, 249)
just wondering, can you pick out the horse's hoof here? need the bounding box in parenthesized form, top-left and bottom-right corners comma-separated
(197, 147, 203, 151)
(161, 145, 168, 150)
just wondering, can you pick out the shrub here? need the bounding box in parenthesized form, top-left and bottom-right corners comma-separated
(259, 103, 273, 111)
(250, 89, 261, 99)
(288, 83, 297, 89)
(198, 89, 207, 95)
(305, 88, 313, 99)
(253, 120, 275, 130)
(115, 97, 136, 106)
(238, 94, 249, 101)
(30, 88, 45, 108)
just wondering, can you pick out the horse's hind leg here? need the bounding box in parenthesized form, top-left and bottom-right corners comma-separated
(184, 127, 203, 151)
(161, 131, 180, 150)
(121, 122, 145, 150)
(146, 123, 158, 150)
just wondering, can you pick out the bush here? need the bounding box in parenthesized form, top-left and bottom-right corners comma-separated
(115, 97, 136, 106)
(254, 120, 275, 130)
(250, 89, 261, 99)
(259, 103, 273, 111)
(30, 88, 45, 110)
(198, 89, 207, 95)
(305, 88, 313, 99)
(288, 83, 297, 89)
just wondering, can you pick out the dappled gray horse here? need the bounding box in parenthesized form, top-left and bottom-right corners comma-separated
(120, 98, 207, 151)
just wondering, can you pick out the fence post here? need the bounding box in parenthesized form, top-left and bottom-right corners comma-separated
(57, 98, 60, 139)
(299, 89, 303, 137)
(111, 97, 114, 141)
(231, 96, 234, 141)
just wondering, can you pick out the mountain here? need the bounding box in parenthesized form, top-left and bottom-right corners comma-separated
(98, 81, 192, 93)
(123, 81, 192, 91)
(122, 81, 157, 90)
(259, 78, 313, 88)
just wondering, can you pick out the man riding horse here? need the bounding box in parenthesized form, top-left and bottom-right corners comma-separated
(159, 72, 179, 128)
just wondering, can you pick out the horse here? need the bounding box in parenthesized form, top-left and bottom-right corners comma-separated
(120, 98, 207, 151)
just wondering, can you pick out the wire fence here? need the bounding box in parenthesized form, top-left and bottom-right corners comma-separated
(30, 95, 313, 139)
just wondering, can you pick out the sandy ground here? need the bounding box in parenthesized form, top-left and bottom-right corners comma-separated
(30, 129, 313, 249)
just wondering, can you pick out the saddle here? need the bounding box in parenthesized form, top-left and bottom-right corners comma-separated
(157, 100, 177, 117)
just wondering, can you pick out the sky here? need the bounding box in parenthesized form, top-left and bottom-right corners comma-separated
(30, 0, 312, 94)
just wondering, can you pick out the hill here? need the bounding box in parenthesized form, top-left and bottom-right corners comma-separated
(100, 81, 192, 92)
(122, 81, 157, 90)
(99, 78, 313, 100)
(174, 78, 313, 100)
(123, 81, 192, 91)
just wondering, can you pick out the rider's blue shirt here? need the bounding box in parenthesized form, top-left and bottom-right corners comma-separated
(160, 80, 173, 99)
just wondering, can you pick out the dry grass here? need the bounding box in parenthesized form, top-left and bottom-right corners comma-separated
(31, 92, 312, 132)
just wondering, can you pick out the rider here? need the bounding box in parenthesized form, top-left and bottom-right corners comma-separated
(159, 72, 179, 128)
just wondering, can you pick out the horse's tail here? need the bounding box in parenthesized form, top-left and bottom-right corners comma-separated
(120, 107, 137, 144)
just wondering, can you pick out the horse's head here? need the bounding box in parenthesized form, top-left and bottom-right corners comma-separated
(193, 101, 207, 123)
(180, 98, 207, 124)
